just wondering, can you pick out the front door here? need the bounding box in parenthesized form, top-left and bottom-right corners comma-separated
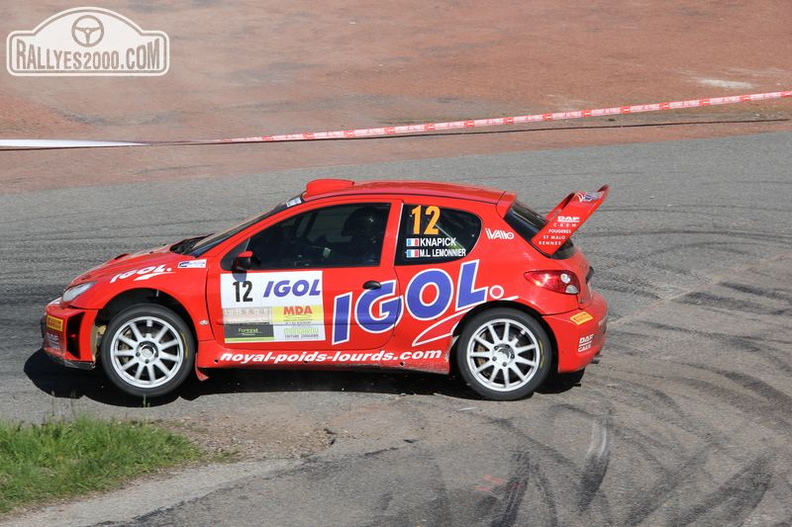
(206, 199, 401, 353)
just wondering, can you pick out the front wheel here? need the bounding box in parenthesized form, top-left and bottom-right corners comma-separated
(100, 304, 195, 398)
(456, 308, 552, 400)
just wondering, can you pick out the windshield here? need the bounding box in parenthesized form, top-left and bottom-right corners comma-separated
(180, 194, 303, 256)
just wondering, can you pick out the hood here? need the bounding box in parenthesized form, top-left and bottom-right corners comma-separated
(71, 244, 177, 285)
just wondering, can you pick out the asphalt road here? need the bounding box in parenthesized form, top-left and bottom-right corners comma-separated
(1, 132, 791, 526)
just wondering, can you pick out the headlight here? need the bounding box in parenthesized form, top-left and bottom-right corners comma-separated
(62, 282, 95, 303)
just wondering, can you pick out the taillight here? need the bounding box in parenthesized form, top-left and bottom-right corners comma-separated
(525, 270, 580, 295)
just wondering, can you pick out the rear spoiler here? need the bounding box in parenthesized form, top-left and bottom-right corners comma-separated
(532, 185, 609, 255)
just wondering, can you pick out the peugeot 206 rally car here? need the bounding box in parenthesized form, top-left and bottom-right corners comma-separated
(42, 179, 609, 400)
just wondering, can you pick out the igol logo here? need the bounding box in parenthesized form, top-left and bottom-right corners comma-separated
(263, 279, 321, 298)
(332, 260, 490, 344)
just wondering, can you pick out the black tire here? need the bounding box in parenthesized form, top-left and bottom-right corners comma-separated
(456, 308, 552, 400)
(100, 304, 195, 398)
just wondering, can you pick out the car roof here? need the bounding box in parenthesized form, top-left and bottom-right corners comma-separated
(302, 178, 513, 206)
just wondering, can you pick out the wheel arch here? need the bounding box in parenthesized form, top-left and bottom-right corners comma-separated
(451, 300, 559, 368)
(95, 288, 197, 358)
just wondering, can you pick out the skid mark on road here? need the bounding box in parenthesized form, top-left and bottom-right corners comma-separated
(590, 374, 732, 447)
(622, 447, 712, 526)
(488, 451, 532, 527)
(705, 368, 792, 427)
(578, 413, 610, 512)
(475, 409, 613, 524)
(720, 281, 792, 303)
(593, 278, 663, 299)
(676, 291, 790, 316)
(611, 318, 792, 374)
(675, 369, 792, 431)
(666, 454, 774, 526)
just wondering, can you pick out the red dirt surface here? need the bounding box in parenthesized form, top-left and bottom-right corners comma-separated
(0, 1, 790, 193)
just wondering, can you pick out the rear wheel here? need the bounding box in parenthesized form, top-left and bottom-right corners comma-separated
(456, 308, 552, 400)
(100, 305, 195, 398)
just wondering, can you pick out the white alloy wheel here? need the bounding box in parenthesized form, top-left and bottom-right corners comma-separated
(101, 305, 194, 397)
(457, 308, 551, 400)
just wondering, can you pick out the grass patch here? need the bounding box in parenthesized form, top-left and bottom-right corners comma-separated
(0, 416, 203, 514)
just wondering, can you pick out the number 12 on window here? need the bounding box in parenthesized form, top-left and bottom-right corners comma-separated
(410, 205, 440, 235)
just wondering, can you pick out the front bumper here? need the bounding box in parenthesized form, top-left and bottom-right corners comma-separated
(543, 291, 607, 373)
(41, 300, 98, 369)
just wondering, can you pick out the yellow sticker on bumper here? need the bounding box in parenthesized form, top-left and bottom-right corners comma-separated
(46, 315, 64, 332)
(570, 311, 594, 325)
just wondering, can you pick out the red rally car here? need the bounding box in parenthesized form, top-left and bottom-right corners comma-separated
(42, 179, 609, 400)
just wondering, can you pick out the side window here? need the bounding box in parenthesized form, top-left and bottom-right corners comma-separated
(222, 203, 391, 270)
(396, 204, 481, 265)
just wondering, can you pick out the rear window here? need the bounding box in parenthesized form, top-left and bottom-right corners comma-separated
(504, 201, 575, 259)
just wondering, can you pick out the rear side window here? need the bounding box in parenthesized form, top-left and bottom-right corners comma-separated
(505, 201, 575, 259)
(396, 205, 481, 265)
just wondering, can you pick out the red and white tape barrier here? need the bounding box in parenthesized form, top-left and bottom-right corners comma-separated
(1, 90, 790, 150)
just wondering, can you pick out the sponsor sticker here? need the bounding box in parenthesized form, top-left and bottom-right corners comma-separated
(110, 264, 174, 283)
(218, 349, 443, 365)
(535, 213, 582, 249)
(221, 271, 325, 343)
(45, 332, 62, 350)
(178, 259, 207, 269)
(578, 334, 594, 352)
(225, 324, 274, 342)
(570, 311, 594, 325)
(557, 216, 580, 224)
(222, 307, 272, 325)
(46, 315, 64, 332)
(576, 191, 602, 203)
(332, 260, 492, 346)
(484, 228, 515, 240)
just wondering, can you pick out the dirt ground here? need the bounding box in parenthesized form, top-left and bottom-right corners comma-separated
(1, 1, 790, 194)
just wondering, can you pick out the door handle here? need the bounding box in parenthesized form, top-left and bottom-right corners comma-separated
(362, 280, 381, 290)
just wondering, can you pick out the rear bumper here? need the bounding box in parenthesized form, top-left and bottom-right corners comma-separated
(543, 291, 607, 373)
(41, 300, 98, 369)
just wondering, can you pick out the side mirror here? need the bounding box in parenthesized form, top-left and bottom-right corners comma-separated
(232, 250, 254, 272)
